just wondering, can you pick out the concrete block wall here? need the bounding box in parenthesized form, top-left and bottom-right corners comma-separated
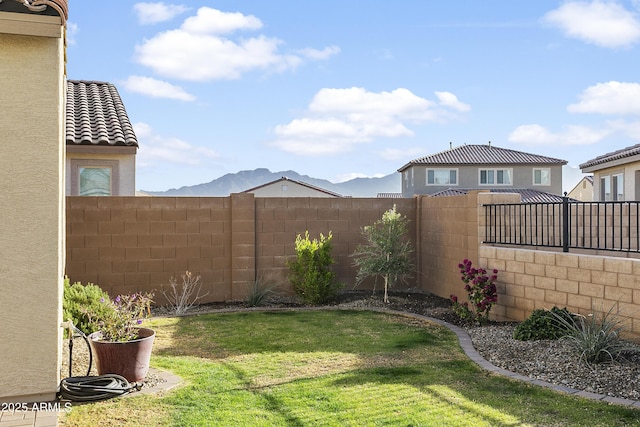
(480, 245, 640, 336)
(66, 195, 417, 302)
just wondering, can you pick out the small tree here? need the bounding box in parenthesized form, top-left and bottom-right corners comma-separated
(352, 205, 414, 303)
(288, 231, 342, 304)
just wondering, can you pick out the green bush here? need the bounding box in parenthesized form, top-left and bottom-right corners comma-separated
(63, 277, 115, 335)
(513, 307, 576, 341)
(288, 231, 342, 305)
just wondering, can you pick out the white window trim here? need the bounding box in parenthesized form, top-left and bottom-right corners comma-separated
(533, 168, 551, 186)
(426, 168, 458, 186)
(70, 159, 120, 196)
(479, 168, 513, 186)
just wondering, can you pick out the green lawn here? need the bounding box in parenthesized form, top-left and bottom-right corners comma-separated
(61, 310, 640, 426)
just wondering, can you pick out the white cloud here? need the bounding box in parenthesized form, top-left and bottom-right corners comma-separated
(122, 76, 195, 101)
(607, 119, 640, 139)
(133, 122, 220, 167)
(297, 45, 341, 60)
(134, 2, 189, 25)
(543, 1, 640, 48)
(181, 7, 262, 34)
(435, 91, 471, 112)
(508, 124, 611, 145)
(135, 7, 337, 81)
(568, 81, 640, 115)
(270, 87, 470, 156)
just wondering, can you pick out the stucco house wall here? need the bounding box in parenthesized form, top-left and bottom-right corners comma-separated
(404, 164, 563, 196)
(0, 9, 66, 403)
(66, 148, 137, 196)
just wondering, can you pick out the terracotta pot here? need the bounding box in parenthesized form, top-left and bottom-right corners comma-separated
(88, 328, 155, 382)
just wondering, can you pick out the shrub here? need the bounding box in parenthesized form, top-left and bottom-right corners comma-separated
(352, 205, 414, 303)
(160, 270, 208, 315)
(288, 231, 342, 305)
(450, 259, 498, 324)
(63, 277, 115, 335)
(513, 307, 576, 341)
(551, 304, 634, 364)
(245, 273, 281, 307)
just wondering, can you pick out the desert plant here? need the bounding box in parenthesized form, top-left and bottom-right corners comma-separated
(450, 259, 498, 324)
(245, 274, 281, 307)
(352, 205, 414, 303)
(160, 271, 208, 315)
(551, 304, 633, 364)
(513, 307, 576, 341)
(288, 231, 342, 305)
(63, 277, 116, 335)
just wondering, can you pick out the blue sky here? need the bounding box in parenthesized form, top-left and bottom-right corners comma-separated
(67, 1, 640, 192)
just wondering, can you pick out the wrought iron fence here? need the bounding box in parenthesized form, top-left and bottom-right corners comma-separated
(483, 198, 640, 253)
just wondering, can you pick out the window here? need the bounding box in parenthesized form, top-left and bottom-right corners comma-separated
(479, 168, 512, 185)
(79, 167, 111, 196)
(427, 169, 457, 185)
(281, 184, 288, 192)
(70, 159, 120, 196)
(600, 174, 624, 201)
(533, 168, 550, 186)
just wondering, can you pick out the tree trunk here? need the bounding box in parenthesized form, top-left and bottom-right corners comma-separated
(383, 274, 389, 303)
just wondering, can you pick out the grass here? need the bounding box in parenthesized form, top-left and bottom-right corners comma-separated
(61, 310, 640, 426)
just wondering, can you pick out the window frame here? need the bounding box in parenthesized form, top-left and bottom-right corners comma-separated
(533, 168, 551, 186)
(70, 159, 120, 196)
(426, 168, 458, 186)
(478, 168, 513, 186)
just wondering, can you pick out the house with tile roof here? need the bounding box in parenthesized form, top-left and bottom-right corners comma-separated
(65, 80, 138, 196)
(397, 143, 567, 199)
(579, 144, 640, 201)
(243, 176, 344, 197)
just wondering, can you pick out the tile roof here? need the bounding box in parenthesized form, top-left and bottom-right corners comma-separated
(66, 80, 138, 147)
(429, 188, 572, 203)
(377, 193, 404, 198)
(398, 144, 567, 171)
(579, 143, 640, 170)
(0, 0, 68, 22)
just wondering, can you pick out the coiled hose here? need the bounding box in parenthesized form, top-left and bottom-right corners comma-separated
(58, 324, 139, 402)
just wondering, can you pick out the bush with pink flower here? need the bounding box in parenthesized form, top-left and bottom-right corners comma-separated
(85, 292, 154, 342)
(450, 259, 498, 324)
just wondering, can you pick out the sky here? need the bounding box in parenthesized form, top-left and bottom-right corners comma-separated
(66, 1, 640, 192)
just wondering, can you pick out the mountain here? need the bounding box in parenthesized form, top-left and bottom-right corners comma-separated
(144, 168, 402, 197)
(143, 165, 587, 198)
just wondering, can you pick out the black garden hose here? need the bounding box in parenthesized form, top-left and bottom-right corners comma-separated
(58, 324, 140, 402)
(59, 374, 138, 402)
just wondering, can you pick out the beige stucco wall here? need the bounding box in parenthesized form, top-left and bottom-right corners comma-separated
(0, 27, 65, 402)
(588, 161, 640, 201)
(66, 150, 137, 196)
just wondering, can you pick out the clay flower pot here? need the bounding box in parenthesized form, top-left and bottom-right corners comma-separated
(88, 327, 155, 383)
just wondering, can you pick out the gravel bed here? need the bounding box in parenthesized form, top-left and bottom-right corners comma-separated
(64, 290, 640, 402)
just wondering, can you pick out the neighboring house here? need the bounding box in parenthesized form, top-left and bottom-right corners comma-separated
(579, 144, 640, 201)
(398, 143, 567, 198)
(65, 80, 138, 196)
(243, 176, 343, 197)
(567, 176, 594, 202)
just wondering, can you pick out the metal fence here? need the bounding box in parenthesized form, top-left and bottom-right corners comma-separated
(483, 198, 640, 253)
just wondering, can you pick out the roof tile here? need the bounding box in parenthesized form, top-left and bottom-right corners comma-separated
(398, 144, 566, 171)
(579, 144, 640, 169)
(66, 80, 138, 147)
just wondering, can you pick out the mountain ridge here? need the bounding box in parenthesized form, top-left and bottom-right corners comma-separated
(144, 168, 401, 197)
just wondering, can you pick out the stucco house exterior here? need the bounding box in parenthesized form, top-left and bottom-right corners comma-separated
(0, 0, 68, 404)
(579, 144, 640, 201)
(567, 175, 594, 202)
(398, 143, 567, 198)
(66, 80, 138, 196)
(243, 176, 344, 197)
